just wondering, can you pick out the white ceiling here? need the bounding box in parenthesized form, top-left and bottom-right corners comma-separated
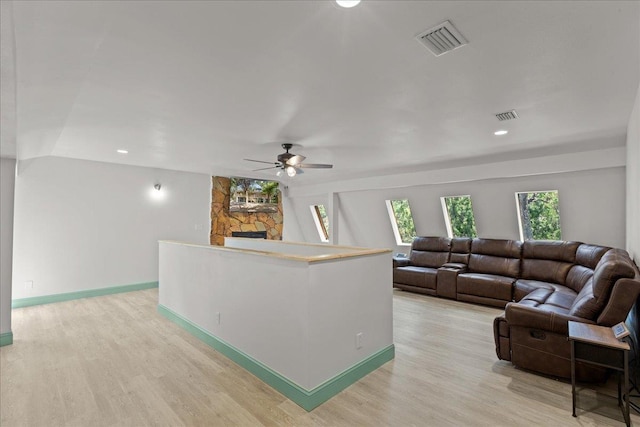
(1, 1, 638, 185)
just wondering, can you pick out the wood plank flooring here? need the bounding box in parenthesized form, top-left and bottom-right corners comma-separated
(1, 288, 638, 426)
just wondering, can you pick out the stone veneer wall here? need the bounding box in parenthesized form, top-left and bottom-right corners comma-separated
(210, 176, 283, 246)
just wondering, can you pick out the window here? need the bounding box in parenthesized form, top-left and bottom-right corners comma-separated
(310, 205, 329, 242)
(516, 190, 562, 241)
(441, 195, 478, 238)
(385, 199, 417, 245)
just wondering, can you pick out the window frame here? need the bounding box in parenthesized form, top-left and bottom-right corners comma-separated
(310, 204, 329, 242)
(385, 199, 417, 246)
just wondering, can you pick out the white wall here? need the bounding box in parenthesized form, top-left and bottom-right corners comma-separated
(12, 156, 211, 299)
(0, 158, 16, 335)
(285, 194, 329, 243)
(627, 83, 640, 262)
(159, 241, 392, 391)
(286, 167, 626, 254)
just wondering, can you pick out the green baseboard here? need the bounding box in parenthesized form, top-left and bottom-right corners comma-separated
(157, 304, 394, 411)
(0, 331, 13, 347)
(12, 281, 159, 309)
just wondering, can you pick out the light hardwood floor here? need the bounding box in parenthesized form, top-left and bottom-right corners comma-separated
(1, 288, 638, 426)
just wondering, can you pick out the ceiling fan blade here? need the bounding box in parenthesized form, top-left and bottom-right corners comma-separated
(252, 166, 279, 172)
(298, 163, 333, 169)
(286, 154, 306, 166)
(244, 158, 279, 165)
(294, 167, 304, 175)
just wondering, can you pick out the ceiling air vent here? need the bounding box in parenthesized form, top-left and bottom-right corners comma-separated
(415, 20, 468, 57)
(495, 110, 519, 121)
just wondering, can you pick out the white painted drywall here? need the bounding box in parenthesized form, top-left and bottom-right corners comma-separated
(287, 146, 626, 198)
(12, 156, 211, 299)
(286, 167, 626, 255)
(283, 194, 330, 244)
(0, 158, 15, 335)
(280, 194, 304, 242)
(628, 84, 640, 263)
(159, 240, 392, 390)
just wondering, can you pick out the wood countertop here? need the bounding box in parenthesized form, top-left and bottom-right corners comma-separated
(159, 240, 392, 263)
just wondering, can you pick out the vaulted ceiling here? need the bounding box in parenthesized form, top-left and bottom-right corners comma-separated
(1, 1, 638, 184)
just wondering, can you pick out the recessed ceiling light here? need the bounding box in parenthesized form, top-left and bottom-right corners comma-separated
(117, 149, 129, 154)
(494, 130, 508, 136)
(336, 0, 361, 8)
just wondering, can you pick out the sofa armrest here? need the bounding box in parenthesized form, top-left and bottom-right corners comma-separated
(505, 303, 595, 335)
(441, 262, 467, 271)
(597, 277, 640, 326)
(393, 257, 410, 268)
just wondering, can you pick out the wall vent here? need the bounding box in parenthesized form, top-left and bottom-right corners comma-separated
(415, 20, 468, 57)
(495, 110, 519, 121)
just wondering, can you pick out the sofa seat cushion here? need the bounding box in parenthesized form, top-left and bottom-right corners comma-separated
(457, 273, 514, 301)
(514, 279, 577, 302)
(544, 288, 578, 310)
(393, 266, 437, 289)
(514, 280, 553, 301)
(518, 285, 577, 312)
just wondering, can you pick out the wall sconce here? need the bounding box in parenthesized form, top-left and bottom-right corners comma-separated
(150, 183, 165, 200)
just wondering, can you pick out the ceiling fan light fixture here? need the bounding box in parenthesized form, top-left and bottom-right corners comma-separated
(336, 0, 361, 8)
(245, 144, 332, 176)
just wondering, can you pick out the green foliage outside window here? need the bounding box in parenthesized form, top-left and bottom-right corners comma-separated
(230, 178, 279, 203)
(314, 205, 330, 240)
(390, 200, 417, 244)
(260, 181, 280, 203)
(317, 205, 329, 235)
(517, 191, 561, 240)
(443, 196, 478, 238)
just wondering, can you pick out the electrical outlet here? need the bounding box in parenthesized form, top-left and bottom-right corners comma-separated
(356, 332, 363, 349)
(24, 280, 33, 289)
(216, 312, 221, 325)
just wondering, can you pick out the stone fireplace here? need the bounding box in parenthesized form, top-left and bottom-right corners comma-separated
(210, 176, 283, 245)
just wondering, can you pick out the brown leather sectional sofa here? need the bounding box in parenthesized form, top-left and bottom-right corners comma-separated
(393, 236, 640, 380)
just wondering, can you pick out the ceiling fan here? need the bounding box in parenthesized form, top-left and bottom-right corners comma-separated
(244, 143, 333, 177)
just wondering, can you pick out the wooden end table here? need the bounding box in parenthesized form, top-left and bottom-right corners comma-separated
(568, 321, 631, 426)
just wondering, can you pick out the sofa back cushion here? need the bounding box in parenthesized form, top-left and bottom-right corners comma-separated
(576, 244, 610, 269)
(566, 244, 611, 292)
(409, 237, 451, 268)
(520, 240, 580, 286)
(565, 266, 595, 293)
(449, 238, 471, 264)
(468, 238, 522, 277)
(569, 249, 636, 320)
(569, 280, 599, 320)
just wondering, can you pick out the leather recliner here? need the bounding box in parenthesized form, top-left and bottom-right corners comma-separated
(392, 236, 640, 381)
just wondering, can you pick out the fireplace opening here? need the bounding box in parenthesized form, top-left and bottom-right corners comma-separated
(231, 231, 267, 239)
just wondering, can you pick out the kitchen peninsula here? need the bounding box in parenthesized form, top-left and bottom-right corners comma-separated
(158, 238, 394, 411)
